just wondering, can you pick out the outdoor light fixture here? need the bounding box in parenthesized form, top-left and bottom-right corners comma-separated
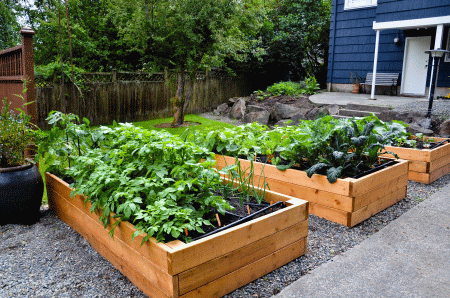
(425, 48, 450, 118)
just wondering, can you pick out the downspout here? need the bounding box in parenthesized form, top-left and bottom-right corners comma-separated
(328, 0, 338, 91)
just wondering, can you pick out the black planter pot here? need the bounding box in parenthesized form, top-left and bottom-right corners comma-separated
(0, 164, 44, 225)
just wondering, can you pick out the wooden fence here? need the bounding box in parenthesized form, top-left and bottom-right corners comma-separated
(0, 28, 37, 124)
(35, 69, 249, 129)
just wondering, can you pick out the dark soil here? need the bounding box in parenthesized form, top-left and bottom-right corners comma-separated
(390, 140, 448, 150)
(187, 194, 285, 242)
(245, 94, 317, 110)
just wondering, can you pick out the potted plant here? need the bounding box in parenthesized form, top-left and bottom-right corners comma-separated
(0, 89, 43, 225)
(350, 72, 363, 94)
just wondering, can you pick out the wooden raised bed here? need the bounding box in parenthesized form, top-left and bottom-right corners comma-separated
(215, 155, 409, 227)
(384, 136, 450, 184)
(46, 172, 308, 298)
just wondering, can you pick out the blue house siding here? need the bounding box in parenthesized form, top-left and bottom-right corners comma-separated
(328, 0, 450, 88)
(376, 0, 450, 23)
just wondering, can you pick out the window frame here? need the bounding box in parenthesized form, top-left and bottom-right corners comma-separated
(344, 0, 377, 10)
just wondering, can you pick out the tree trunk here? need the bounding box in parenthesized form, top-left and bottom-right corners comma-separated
(172, 71, 194, 127)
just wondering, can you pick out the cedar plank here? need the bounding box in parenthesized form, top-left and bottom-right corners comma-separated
(179, 238, 307, 298)
(48, 190, 175, 297)
(349, 159, 408, 197)
(408, 171, 430, 184)
(383, 146, 431, 162)
(429, 153, 450, 172)
(308, 203, 350, 226)
(178, 220, 308, 295)
(429, 142, 450, 161)
(350, 186, 407, 227)
(167, 200, 306, 275)
(429, 163, 450, 184)
(408, 160, 428, 173)
(216, 154, 352, 196)
(353, 174, 408, 211)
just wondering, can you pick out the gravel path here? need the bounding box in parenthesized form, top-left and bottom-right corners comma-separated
(2, 174, 449, 297)
(393, 100, 450, 119)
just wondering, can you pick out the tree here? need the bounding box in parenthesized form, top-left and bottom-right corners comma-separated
(111, 0, 264, 126)
(0, 1, 21, 50)
(226, 0, 331, 88)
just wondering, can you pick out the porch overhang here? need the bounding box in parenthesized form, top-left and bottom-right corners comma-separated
(373, 16, 450, 31)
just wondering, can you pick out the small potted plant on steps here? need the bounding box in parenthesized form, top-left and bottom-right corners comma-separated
(350, 72, 363, 94)
(0, 93, 43, 225)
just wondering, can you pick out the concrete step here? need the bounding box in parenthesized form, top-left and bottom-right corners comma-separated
(332, 114, 364, 120)
(345, 104, 390, 113)
(338, 109, 381, 118)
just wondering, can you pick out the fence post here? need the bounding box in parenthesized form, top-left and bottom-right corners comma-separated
(113, 69, 120, 122)
(20, 28, 36, 124)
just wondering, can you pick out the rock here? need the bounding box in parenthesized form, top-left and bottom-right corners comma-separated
(417, 118, 436, 130)
(243, 110, 270, 125)
(247, 105, 268, 114)
(379, 111, 426, 124)
(290, 109, 311, 124)
(438, 119, 450, 137)
(407, 123, 434, 135)
(326, 104, 340, 115)
(271, 103, 301, 121)
(306, 107, 330, 120)
(213, 103, 229, 115)
(229, 98, 246, 120)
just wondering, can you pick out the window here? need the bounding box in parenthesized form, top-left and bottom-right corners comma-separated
(344, 0, 377, 10)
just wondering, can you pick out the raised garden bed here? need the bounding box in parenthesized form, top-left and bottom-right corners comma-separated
(384, 136, 450, 184)
(46, 172, 308, 298)
(215, 155, 409, 227)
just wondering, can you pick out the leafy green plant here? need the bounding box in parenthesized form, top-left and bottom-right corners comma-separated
(266, 81, 304, 96)
(350, 72, 363, 84)
(301, 75, 321, 95)
(0, 82, 37, 168)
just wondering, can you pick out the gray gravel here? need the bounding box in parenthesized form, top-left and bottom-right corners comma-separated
(393, 99, 450, 119)
(2, 175, 449, 298)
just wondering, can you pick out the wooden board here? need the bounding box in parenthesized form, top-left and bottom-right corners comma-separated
(48, 187, 176, 298)
(350, 186, 407, 227)
(215, 155, 352, 196)
(429, 162, 450, 184)
(349, 159, 408, 197)
(409, 160, 428, 173)
(166, 199, 307, 275)
(308, 202, 350, 226)
(180, 238, 307, 298)
(178, 220, 308, 295)
(408, 171, 430, 184)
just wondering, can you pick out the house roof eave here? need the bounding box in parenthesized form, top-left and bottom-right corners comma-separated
(373, 16, 450, 31)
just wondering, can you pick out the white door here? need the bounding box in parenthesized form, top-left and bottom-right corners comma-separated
(401, 36, 431, 96)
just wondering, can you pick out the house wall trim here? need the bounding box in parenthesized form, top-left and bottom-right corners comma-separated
(373, 16, 450, 31)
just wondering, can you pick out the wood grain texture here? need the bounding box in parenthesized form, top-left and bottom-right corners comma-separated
(178, 220, 308, 295)
(180, 238, 307, 298)
(215, 154, 352, 196)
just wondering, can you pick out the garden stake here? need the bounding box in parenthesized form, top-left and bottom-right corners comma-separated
(246, 205, 251, 215)
(184, 228, 188, 236)
(216, 213, 222, 227)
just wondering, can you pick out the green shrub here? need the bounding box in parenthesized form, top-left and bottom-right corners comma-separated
(266, 81, 303, 96)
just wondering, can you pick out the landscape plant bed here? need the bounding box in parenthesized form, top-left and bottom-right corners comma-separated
(215, 154, 409, 227)
(384, 136, 450, 184)
(46, 172, 308, 298)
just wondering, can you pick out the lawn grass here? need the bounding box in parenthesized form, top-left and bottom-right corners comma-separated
(133, 114, 236, 136)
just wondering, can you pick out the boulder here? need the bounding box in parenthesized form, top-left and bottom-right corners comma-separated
(247, 105, 268, 114)
(438, 119, 450, 137)
(271, 103, 301, 121)
(243, 110, 270, 125)
(229, 98, 246, 120)
(214, 103, 229, 115)
(290, 109, 312, 124)
(379, 111, 426, 124)
(273, 119, 293, 127)
(305, 107, 330, 120)
(407, 123, 434, 135)
(326, 104, 340, 115)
